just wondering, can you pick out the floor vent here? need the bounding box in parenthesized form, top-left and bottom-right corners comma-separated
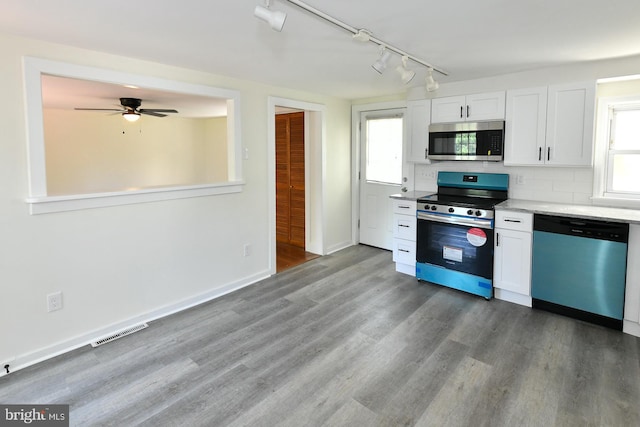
(91, 323, 148, 348)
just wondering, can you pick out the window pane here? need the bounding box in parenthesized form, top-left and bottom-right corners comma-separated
(613, 109, 640, 150)
(611, 153, 640, 192)
(366, 117, 403, 184)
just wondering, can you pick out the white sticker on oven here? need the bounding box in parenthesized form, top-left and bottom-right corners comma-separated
(467, 227, 487, 247)
(443, 246, 463, 263)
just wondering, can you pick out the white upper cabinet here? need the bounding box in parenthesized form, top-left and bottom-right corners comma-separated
(431, 91, 505, 123)
(504, 81, 596, 166)
(405, 99, 431, 163)
(504, 87, 548, 165)
(545, 82, 596, 166)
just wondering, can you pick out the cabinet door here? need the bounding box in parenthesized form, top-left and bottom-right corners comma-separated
(504, 87, 548, 166)
(494, 228, 532, 295)
(406, 100, 431, 163)
(466, 91, 506, 121)
(545, 81, 596, 166)
(431, 95, 465, 123)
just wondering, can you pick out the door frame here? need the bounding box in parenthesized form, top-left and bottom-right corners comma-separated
(351, 101, 407, 245)
(268, 97, 326, 275)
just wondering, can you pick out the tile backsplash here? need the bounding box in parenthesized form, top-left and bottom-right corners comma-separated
(413, 163, 594, 205)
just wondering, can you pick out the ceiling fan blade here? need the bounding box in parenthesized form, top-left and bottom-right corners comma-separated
(140, 111, 167, 117)
(139, 109, 178, 114)
(74, 108, 126, 111)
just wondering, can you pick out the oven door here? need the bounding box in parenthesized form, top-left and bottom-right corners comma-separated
(416, 211, 494, 279)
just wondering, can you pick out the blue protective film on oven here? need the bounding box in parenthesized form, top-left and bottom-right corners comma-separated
(437, 171, 509, 191)
(416, 261, 493, 299)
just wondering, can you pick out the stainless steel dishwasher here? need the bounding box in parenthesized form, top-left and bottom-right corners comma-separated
(531, 214, 629, 330)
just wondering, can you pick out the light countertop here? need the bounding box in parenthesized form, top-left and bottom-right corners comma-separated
(390, 191, 434, 201)
(497, 199, 640, 224)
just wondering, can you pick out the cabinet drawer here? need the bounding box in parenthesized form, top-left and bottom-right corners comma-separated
(495, 210, 533, 232)
(392, 199, 417, 215)
(393, 239, 416, 266)
(393, 215, 417, 240)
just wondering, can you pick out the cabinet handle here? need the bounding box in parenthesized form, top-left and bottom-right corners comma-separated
(399, 249, 410, 253)
(399, 224, 410, 228)
(547, 147, 551, 161)
(466, 105, 470, 118)
(460, 106, 463, 118)
(496, 232, 500, 247)
(538, 147, 542, 161)
(504, 219, 522, 223)
(425, 147, 428, 159)
(398, 205, 411, 209)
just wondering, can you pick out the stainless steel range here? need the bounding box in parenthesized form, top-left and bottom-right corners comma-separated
(416, 172, 509, 299)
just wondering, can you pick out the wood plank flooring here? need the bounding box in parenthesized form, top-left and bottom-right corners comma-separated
(1, 244, 639, 426)
(276, 241, 319, 272)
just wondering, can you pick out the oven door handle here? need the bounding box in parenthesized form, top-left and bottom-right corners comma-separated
(417, 211, 493, 230)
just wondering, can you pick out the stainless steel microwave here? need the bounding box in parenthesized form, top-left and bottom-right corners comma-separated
(428, 120, 505, 161)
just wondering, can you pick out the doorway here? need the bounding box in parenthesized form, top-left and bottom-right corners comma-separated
(268, 97, 325, 275)
(275, 111, 318, 271)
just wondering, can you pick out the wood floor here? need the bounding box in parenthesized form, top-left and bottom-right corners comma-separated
(2, 245, 639, 426)
(276, 241, 319, 272)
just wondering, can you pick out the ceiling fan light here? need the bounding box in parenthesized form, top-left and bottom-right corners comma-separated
(372, 50, 391, 74)
(123, 112, 141, 122)
(254, 4, 287, 32)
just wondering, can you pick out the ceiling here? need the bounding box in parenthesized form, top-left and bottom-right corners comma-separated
(2, 0, 640, 100)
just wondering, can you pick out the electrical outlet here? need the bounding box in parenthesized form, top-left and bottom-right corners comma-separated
(1, 357, 16, 377)
(516, 174, 525, 185)
(428, 170, 437, 179)
(243, 244, 251, 257)
(47, 291, 63, 312)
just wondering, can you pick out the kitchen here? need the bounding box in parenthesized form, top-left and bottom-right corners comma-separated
(388, 77, 640, 338)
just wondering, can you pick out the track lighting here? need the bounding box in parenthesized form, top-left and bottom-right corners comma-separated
(352, 29, 372, 42)
(123, 112, 140, 122)
(372, 48, 391, 74)
(425, 68, 440, 92)
(254, 0, 287, 32)
(396, 56, 416, 84)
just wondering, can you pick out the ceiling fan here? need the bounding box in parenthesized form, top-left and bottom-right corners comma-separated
(75, 97, 178, 122)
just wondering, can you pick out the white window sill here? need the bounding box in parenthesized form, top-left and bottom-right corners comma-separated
(25, 181, 245, 214)
(591, 196, 640, 210)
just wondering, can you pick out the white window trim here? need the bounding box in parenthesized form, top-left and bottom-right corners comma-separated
(592, 95, 640, 209)
(22, 57, 244, 214)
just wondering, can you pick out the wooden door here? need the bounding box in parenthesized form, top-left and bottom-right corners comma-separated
(276, 112, 305, 248)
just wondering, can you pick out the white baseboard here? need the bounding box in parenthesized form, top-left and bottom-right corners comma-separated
(0, 269, 271, 378)
(623, 320, 640, 338)
(494, 288, 532, 307)
(326, 240, 354, 255)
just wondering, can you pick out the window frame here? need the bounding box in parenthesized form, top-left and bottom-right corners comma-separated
(593, 94, 640, 208)
(23, 57, 244, 214)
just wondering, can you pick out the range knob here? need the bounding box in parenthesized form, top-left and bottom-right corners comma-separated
(467, 209, 474, 216)
(475, 210, 482, 216)
(448, 207, 455, 213)
(424, 204, 430, 210)
(431, 205, 437, 211)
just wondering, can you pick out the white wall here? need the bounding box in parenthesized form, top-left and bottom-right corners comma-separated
(0, 33, 351, 372)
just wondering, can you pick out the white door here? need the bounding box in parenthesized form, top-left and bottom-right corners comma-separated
(359, 109, 404, 250)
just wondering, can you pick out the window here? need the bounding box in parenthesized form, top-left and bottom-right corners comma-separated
(604, 103, 640, 198)
(23, 57, 244, 214)
(364, 115, 403, 185)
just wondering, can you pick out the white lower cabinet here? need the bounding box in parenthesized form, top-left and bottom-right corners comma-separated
(624, 224, 640, 337)
(493, 210, 533, 306)
(391, 199, 417, 276)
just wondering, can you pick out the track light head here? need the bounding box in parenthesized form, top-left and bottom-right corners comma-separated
(254, 3, 287, 32)
(425, 68, 440, 92)
(372, 49, 392, 74)
(396, 56, 416, 84)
